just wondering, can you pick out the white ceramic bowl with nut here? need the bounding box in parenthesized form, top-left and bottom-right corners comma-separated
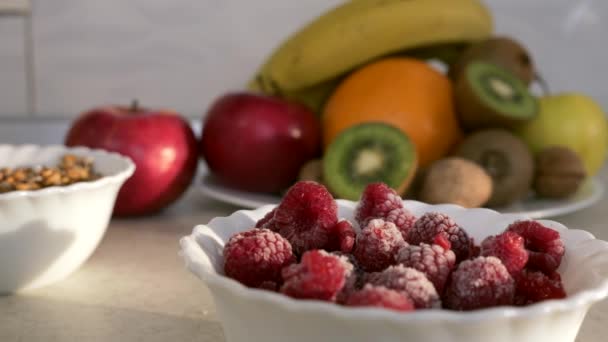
(180, 200, 608, 342)
(0, 144, 135, 294)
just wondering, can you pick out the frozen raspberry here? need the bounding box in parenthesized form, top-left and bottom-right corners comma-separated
(255, 208, 276, 228)
(481, 231, 529, 276)
(332, 252, 365, 297)
(281, 250, 353, 302)
(385, 208, 417, 240)
(395, 243, 456, 293)
(257, 281, 279, 291)
(353, 219, 406, 272)
(471, 244, 481, 258)
(355, 183, 416, 239)
(332, 252, 362, 274)
(327, 220, 356, 253)
(345, 284, 415, 312)
(433, 233, 452, 251)
(507, 220, 565, 274)
(331, 252, 359, 303)
(514, 269, 566, 306)
(224, 228, 295, 288)
(409, 212, 474, 262)
(266, 181, 338, 255)
(444, 256, 515, 311)
(365, 265, 440, 309)
(355, 183, 402, 223)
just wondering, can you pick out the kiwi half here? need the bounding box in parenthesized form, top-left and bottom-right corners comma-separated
(449, 37, 536, 85)
(455, 129, 534, 207)
(323, 123, 417, 200)
(455, 61, 538, 131)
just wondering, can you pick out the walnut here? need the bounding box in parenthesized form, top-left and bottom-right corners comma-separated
(534, 146, 586, 199)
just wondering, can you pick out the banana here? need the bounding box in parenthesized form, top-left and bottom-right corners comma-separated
(248, 73, 341, 115)
(250, 0, 493, 93)
(282, 78, 341, 115)
(402, 42, 471, 66)
(248, 43, 467, 115)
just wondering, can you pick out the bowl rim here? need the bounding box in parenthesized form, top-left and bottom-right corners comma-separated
(0, 144, 135, 201)
(180, 200, 608, 323)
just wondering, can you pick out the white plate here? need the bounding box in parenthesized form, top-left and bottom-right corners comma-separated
(199, 172, 604, 219)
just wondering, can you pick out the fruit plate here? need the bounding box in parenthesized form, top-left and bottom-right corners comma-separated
(199, 172, 604, 219)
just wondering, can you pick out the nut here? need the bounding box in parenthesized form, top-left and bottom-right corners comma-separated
(0, 154, 100, 193)
(15, 182, 40, 191)
(61, 154, 78, 168)
(534, 146, 587, 199)
(0, 182, 14, 193)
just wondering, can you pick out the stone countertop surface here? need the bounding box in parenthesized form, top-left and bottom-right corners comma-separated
(1, 173, 608, 342)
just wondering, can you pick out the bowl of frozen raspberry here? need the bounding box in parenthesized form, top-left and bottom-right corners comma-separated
(180, 181, 608, 342)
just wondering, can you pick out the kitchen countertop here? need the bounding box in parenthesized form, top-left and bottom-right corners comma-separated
(1, 173, 608, 342)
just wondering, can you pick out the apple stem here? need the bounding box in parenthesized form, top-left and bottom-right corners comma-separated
(130, 99, 139, 112)
(535, 73, 550, 96)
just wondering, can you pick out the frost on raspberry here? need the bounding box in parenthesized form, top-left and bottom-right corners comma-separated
(281, 250, 353, 302)
(332, 251, 365, 300)
(364, 265, 440, 309)
(409, 212, 474, 262)
(481, 231, 529, 276)
(265, 181, 338, 255)
(223, 228, 295, 288)
(327, 220, 356, 254)
(332, 252, 362, 276)
(444, 256, 515, 311)
(507, 220, 565, 274)
(353, 219, 406, 272)
(345, 284, 415, 312)
(354, 183, 416, 239)
(395, 243, 456, 293)
(514, 269, 566, 306)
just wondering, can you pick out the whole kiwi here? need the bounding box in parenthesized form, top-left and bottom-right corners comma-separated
(449, 36, 535, 85)
(455, 129, 534, 207)
(419, 157, 493, 208)
(298, 159, 324, 183)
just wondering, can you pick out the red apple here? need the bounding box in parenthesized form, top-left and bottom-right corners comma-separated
(201, 92, 320, 193)
(65, 101, 198, 216)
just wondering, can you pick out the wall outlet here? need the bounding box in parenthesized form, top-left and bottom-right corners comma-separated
(0, 0, 30, 15)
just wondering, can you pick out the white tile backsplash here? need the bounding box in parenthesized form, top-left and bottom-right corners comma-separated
(0, 0, 606, 118)
(32, 0, 343, 117)
(0, 17, 27, 116)
(0, 0, 30, 15)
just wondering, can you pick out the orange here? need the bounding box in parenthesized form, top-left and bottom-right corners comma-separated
(322, 57, 463, 168)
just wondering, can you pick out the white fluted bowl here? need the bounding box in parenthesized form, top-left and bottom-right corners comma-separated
(180, 199, 608, 342)
(0, 144, 135, 294)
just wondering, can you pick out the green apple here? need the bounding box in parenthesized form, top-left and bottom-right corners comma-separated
(516, 93, 608, 176)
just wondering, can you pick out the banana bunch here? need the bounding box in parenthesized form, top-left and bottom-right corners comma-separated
(249, 0, 494, 112)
